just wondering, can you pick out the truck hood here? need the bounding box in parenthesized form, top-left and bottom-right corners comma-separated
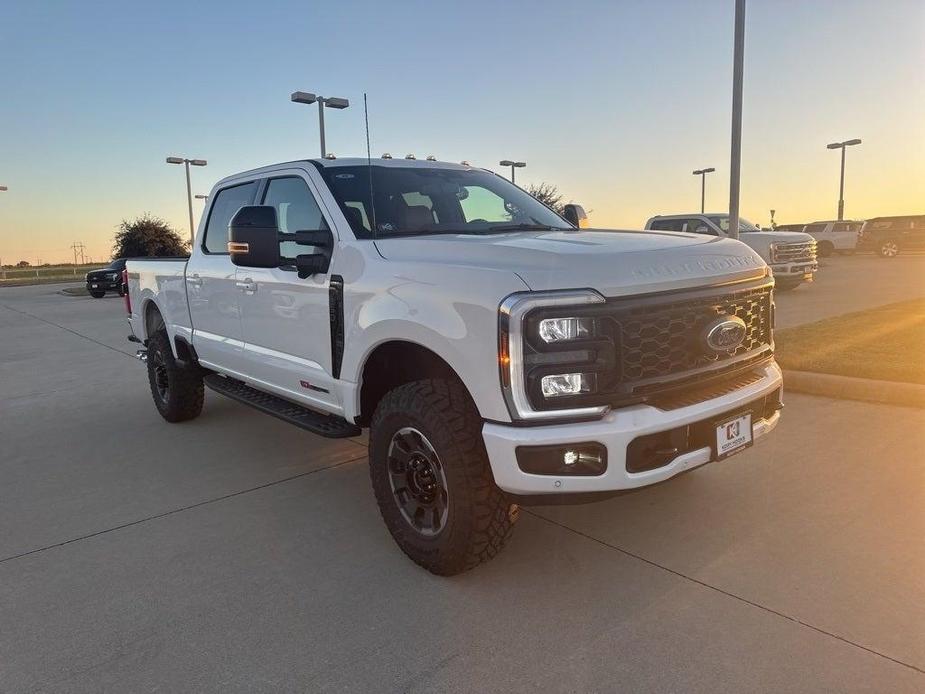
(739, 230, 815, 244)
(374, 229, 767, 297)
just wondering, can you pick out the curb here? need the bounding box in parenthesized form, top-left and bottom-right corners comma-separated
(783, 370, 925, 409)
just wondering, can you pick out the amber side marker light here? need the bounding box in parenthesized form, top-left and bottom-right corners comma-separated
(499, 329, 511, 387)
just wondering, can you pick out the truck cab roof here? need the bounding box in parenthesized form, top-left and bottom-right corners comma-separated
(215, 157, 483, 189)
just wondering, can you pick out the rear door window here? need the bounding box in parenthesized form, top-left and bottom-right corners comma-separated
(651, 219, 686, 232)
(203, 182, 258, 254)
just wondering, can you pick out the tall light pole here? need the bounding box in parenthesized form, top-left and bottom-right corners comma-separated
(290, 91, 350, 157)
(826, 139, 862, 220)
(692, 167, 715, 213)
(166, 157, 207, 246)
(728, 0, 746, 240)
(499, 160, 526, 183)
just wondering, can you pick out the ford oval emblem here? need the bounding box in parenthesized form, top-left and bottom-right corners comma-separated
(703, 315, 747, 354)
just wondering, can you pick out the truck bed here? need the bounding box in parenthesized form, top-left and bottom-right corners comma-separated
(126, 258, 192, 348)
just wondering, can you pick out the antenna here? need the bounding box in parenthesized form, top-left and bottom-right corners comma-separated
(364, 92, 377, 239)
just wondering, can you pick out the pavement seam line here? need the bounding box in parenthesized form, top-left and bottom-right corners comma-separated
(0, 454, 368, 566)
(525, 509, 924, 677)
(0, 302, 135, 359)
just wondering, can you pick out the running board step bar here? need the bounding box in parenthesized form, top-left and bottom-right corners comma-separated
(203, 374, 361, 438)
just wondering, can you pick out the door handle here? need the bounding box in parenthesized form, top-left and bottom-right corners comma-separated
(186, 274, 202, 287)
(235, 280, 257, 293)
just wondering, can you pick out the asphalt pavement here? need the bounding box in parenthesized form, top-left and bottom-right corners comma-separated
(773, 253, 925, 328)
(1, 264, 923, 692)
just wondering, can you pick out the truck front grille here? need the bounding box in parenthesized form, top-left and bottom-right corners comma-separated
(615, 284, 772, 382)
(771, 241, 816, 263)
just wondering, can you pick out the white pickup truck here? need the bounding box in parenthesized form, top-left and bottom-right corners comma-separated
(645, 213, 818, 290)
(126, 157, 783, 575)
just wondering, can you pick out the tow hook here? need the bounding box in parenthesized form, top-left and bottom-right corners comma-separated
(135, 349, 148, 363)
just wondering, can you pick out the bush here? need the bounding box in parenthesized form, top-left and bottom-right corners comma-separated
(112, 214, 189, 259)
(525, 182, 566, 215)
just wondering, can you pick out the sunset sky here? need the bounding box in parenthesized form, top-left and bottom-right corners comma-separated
(1, 0, 922, 264)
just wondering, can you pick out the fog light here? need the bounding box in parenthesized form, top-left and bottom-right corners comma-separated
(541, 373, 594, 398)
(516, 442, 607, 476)
(538, 317, 593, 343)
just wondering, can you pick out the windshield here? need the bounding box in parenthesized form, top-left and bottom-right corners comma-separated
(316, 165, 571, 239)
(708, 215, 760, 233)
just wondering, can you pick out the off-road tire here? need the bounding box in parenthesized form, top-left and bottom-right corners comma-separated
(369, 379, 516, 575)
(146, 330, 204, 423)
(89, 290, 106, 298)
(817, 241, 834, 258)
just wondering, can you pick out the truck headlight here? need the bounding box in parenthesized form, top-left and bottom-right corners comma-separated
(540, 373, 595, 398)
(499, 289, 611, 422)
(538, 317, 593, 343)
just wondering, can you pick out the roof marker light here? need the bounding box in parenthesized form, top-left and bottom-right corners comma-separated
(381, 153, 392, 159)
(426, 155, 436, 161)
(405, 154, 416, 160)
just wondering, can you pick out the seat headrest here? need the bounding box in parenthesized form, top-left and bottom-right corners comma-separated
(402, 205, 434, 230)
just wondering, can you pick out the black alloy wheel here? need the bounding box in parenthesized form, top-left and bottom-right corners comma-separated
(387, 427, 449, 537)
(150, 346, 170, 405)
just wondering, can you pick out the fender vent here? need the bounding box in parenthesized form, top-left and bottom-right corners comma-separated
(329, 275, 345, 379)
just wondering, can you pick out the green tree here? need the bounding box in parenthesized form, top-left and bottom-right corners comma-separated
(112, 214, 189, 259)
(525, 182, 566, 215)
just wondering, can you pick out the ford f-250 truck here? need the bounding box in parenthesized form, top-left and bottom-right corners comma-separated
(126, 157, 783, 575)
(645, 213, 817, 290)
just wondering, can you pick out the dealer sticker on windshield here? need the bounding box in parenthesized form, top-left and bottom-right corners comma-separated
(715, 413, 753, 460)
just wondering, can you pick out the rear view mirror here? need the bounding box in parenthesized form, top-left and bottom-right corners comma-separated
(562, 204, 589, 229)
(229, 206, 281, 268)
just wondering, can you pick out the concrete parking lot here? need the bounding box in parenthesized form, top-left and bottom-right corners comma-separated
(1, 259, 923, 692)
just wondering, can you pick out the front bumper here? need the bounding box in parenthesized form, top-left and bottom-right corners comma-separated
(86, 278, 121, 291)
(769, 261, 817, 279)
(482, 361, 782, 495)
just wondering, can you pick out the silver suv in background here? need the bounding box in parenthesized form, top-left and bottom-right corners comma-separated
(645, 214, 817, 291)
(796, 221, 862, 256)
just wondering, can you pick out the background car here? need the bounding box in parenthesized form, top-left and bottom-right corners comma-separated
(857, 215, 925, 257)
(800, 220, 864, 256)
(85, 258, 126, 298)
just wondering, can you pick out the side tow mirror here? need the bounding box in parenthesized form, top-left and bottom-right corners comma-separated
(562, 203, 589, 229)
(229, 206, 282, 268)
(229, 206, 334, 278)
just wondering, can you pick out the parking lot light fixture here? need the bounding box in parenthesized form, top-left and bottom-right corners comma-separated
(692, 167, 715, 214)
(499, 160, 526, 183)
(0, 185, 7, 191)
(291, 90, 350, 157)
(166, 156, 209, 245)
(826, 138, 862, 220)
